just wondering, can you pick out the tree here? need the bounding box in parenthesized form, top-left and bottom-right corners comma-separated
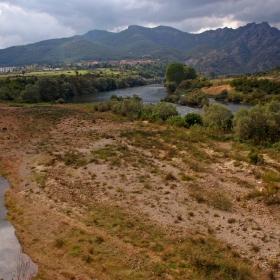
(184, 66, 197, 79)
(166, 62, 186, 85)
(21, 84, 40, 103)
(37, 77, 59, 101)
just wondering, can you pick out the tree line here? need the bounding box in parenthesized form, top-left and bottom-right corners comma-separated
(0, 74, 153, 103)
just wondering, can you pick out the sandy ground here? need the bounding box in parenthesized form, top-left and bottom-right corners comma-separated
(0, 105, 280, 279)
(203, 84, 233, 94)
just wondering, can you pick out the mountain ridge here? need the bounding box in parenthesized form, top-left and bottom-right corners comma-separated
(1, 22, 280, 74)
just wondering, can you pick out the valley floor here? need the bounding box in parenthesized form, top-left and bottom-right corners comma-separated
(0, 104, 279, 279)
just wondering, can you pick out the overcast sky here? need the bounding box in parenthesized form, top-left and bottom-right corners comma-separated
(0, 0, 279, 49)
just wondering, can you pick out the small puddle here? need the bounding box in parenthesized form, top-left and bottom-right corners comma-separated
(0, 177, 37, 280)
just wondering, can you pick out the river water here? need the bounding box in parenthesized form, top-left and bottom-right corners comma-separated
(0, 177, 37, 280)
(66, 84, 251, 114)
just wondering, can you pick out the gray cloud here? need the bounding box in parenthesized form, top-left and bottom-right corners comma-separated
(0, 0, 279, 48)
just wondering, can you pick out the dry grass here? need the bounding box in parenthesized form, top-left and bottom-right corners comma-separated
(1, 104, 278, 279)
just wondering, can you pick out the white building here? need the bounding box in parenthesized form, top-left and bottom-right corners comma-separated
(0, 67, 14, 73)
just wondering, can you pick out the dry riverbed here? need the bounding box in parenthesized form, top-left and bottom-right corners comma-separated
(0, 104, 280, 279)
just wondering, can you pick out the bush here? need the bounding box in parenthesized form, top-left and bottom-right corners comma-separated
(248, 151, 264, 165)
(228, 91, 244, 103)
(203, 103, 233, 129)
(179, 90, 209, 107)
(141, 103, 155, 120)
(165, 82, 177, 93)
(97, 101, 111, 112)
(152, 102, 178, 121)
(166, 115, 186, 127)
(184, 113, 203, 127)
(234, 101, 280, 144)
(163, 94, 179, 103)
(215, 89, 228, 101)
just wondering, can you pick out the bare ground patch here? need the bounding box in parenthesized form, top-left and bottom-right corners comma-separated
(1, 105, 280, 279)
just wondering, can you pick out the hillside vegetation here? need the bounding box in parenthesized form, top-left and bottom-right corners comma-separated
(1, 22, 280, 74)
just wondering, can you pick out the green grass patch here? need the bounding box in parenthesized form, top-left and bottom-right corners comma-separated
(189, 183, 232, 211)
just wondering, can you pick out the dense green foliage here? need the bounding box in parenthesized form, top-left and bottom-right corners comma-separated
(164, 63, 209, 107)
(215, 77, 280, 105)
(0, 76, 37, 100)
(178, 90, 209, 107)
(203, 103, 233, 129)
(184, 113, 203, 127)
(230, 77, 280, 95)
(0, 74, 150, 102)
(94, 95, 280, 146)
(178, 78, 212, 91)
(0, 62, 167, 102)
(95, 95, 178, 122)
(165, 63, 197, 86)
(234, 100, 280, 144)
(165, 62, 186, 85)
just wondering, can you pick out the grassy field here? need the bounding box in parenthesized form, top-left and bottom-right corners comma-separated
(0, 68, 139, 79)
(0, 70, 89, 78)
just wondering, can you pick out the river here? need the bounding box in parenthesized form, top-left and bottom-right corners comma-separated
(66, 84, 251, 114)
(0, 177, 37, 280)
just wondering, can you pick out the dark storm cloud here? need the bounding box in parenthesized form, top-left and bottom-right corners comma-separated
(0, 0, 279, 48)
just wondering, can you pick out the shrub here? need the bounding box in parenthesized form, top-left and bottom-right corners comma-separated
(165, 81, 177, 93)
(166, 115, 186, 127)
(234, 101, 280, 144)
(215, 89, 228, 101)
(179, 90, 209, 107)
(97, 101, 111, 112)
(228, 91, 244, 103)
(162, 94, 179, 103)
(141, 103, 155, 120)
(203, 103, 233, 129)
(248, 151, 264, 165)
(152, 102, 178, 121)
(184, 113, 203, 127)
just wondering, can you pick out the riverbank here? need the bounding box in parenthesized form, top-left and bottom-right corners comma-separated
(1, 104, 279, 279)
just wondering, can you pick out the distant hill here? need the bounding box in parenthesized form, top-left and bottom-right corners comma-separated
(0, 22, 280, 74)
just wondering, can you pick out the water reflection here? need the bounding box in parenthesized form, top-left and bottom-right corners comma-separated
(67, 84, 167, 104)
(0, 177, 37, 280)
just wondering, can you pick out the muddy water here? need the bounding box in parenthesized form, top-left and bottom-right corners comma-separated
(0, 177, 37, 280)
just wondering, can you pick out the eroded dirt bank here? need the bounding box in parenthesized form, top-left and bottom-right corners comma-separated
(0, 104, 279, 279)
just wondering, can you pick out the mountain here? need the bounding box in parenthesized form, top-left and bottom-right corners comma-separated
(0, 22, 280, 74)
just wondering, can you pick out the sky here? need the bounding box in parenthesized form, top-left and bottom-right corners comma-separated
(0, 0, 279, 49)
